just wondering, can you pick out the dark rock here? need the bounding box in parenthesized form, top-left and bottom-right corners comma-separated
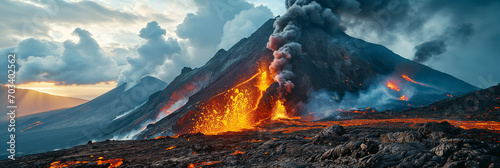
(419, 121, 461, 139)
(380, 131, 422, 143)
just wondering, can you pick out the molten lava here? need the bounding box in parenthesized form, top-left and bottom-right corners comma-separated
(271, 100, 300, 120)
(49, 158, 123, 168)
(265, 118, 500, 134)
(386, 81, 400, 91)
(402, 74, 425, 86)
(189, 64, 274, 135)
(399, 95, 409, 101)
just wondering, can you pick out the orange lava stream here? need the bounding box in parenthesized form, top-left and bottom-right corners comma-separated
(190, 64, 273, 135)
(49, 158, 123, 168)
(402, 74, 425, 86)
(266, 119, 500, 134)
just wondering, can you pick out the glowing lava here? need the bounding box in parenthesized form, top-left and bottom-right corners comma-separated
(271, 100, 300, 120)
(190, 63, 274, 135)
(402, 74, 425, 86)
(386, 81, 400, 91)
(399, 95, 409, 101)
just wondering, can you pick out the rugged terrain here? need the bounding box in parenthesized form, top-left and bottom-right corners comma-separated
(2, 121, 498, 168)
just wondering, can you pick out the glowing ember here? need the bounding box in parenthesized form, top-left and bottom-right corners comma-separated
(402, 74, 425, 86)
(495, 107, 500, 110)
(188, 161, 223, 168)
(447, 94, 453, 98)
(386, 81, 400, 91)
(399, 95, 409, 101)
(231, 150, 245, 155)
(95, 158, 124, 168)
(165, 146, 177, 150)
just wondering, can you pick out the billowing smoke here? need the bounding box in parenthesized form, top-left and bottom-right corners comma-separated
(413, 24, 474, 63)
(267, 0, 342, 95)
(413, 40, 446, 63)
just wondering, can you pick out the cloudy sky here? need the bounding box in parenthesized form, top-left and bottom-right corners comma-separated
(0, 0, 498, 99)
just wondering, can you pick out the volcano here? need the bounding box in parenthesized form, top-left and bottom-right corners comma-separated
(129, 17, 477, 139)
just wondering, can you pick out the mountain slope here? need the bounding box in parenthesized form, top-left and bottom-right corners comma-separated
(132, 18, 477, 138)
(0, 86, 87, 118)
(0, 76, 167, 157)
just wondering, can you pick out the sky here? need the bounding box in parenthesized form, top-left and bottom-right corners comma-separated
(0, 0, 499, 99)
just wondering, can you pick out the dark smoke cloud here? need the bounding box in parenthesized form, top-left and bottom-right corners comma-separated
(413, 24, 474, 63)
(413, 40, 446, 63)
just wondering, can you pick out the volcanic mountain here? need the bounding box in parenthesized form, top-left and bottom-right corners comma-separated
(0, 76, 167, 158)
(125, 18, 478, 139)
(0, 86, 87, 118)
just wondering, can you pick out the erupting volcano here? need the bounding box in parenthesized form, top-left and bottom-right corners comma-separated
(5, 0, 499, 167)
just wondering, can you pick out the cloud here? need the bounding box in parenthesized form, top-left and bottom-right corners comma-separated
(8, 28, 120, 85)
(118, 21, 182, 86)
(0, 0, 144, 48)
(175, 0, 255, 65)
(218, 5, 273, 49)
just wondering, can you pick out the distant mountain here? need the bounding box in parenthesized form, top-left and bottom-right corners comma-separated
(0, 76, 167, 158)
(135, 18, 478, 138)
(0, 86, 87, 118)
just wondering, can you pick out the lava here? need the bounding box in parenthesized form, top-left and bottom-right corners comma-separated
(231, 150, 245, 155)
(20, 121, 43, 132)
(189, 63, 273, 135)
(399, 95, 409, 101)
(49, 158, 123, 168)
(165, 146, 177, 150)
(386, 81, 400, 91)
(266, 119, 500, 134)
(402, 74, 425, 86)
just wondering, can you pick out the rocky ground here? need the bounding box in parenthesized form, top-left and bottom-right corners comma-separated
(2, 120, 499, 168)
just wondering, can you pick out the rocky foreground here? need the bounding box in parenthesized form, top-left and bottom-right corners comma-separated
(1, 121, 499, 168)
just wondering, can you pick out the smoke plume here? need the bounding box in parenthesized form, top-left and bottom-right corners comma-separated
(268, 0, 344, 95)
(413, 24, 474, 63)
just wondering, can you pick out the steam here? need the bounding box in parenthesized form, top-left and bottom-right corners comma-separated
(413, 24, 474, 63)
(306, 81, 415, 120)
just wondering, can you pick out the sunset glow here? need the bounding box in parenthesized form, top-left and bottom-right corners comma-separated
(18, 81, 117, 100)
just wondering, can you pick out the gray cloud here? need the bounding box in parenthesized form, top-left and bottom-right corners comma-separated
(175, 0, 254, 65)
(13, 28, 120, 84)
(0, 0, 143, 48)
(118, 21, 182, 86)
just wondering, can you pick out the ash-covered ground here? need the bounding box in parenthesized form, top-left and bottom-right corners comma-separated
(3, 120, 499, 168)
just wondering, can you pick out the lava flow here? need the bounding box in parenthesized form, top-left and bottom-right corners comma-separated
(265, 118, 500, 134)
(402, 74, 425, 86)
(189, 63, 275, 135)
